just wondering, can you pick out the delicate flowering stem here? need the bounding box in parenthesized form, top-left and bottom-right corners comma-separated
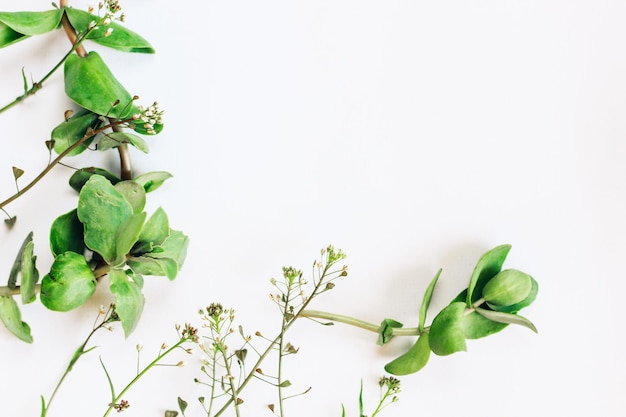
(0, 3, 95, 114)
(0, 118, 131, 211)
(102, 338, 189, 417)
(43, 307, 116, 417)
(221, 346, 241, 417)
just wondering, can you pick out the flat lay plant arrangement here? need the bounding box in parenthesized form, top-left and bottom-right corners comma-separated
(0, 2, 540, 416)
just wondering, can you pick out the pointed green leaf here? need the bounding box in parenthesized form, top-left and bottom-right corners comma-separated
(385, 333, 430, 375)
(475, 307, 538, 333)
(0, 10, 63, 35)
(126, 256, 178, 280)
(51, 109, 101, 156)
(419, 269, 441, 332)
(69, 167, 121, 193)
(64, 8, 154, 53)
(98, 131, 149, 153)
(0, 295, 33, 343)
(109, 268, 145, 337)
(150, 229, 189, 270)
(64, 51, 134, 119)
(377, 318, 403, 345)
(114, 212, 146, 266)
(77, 175, 133, 263)
(12, 166, 24, 180)
(0, 22, 27, 48)
(466, 244, 511, 307)
(50, 209, 85, 257)
(428, 302, 467, 356)
(134, 207, 169, 254)
(114, 180, 146, 214)
(177, 397, 188, 414)
(40, 252, 96, 311)
(482, 269, 532, 307)
(133, 171, 173, 193)
(20, 240, 39, 304)
(8, 232, 33, 289)
(462, 310, 508, 339)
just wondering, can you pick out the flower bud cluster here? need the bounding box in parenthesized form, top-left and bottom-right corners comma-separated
(133, 101, 164, 135)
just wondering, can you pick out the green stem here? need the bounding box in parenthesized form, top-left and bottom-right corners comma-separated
(0, 10, 92, 114)
(300, 310, 422, 337)
(44, 310, 115, 416)
(221, 346, 241, 417)
(102, 339, 187, 417)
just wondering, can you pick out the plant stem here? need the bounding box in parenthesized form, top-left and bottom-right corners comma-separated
(221, 347, 241, 417)
(43, 309, 115, 416)
(102, 339, 187, 417)
(300, 310, 422, 337)
(0, 5, 92, 114)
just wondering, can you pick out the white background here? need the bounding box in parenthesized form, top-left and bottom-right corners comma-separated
(1, 1, 625, 416)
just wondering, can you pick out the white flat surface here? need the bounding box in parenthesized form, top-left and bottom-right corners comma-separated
(1, 1, 625, 416)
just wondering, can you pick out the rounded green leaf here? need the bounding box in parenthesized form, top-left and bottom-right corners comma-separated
(489, 277, 538, 313)
(133, 171, 173, 193)
(466, 244, 511, 306)
(384, 333, 431, 375)
(114, 212, 146, 266)
(482, 269, 532, 307)
(134, 207, 169, 254)
(0, 296, 33, 343)
(109, 269, 145, 337)
(428, 302, 467, 356)
(50, 209, 85, 257)
(69, 167, 121, 193)
(98, 131, 149, 153)
(40, 252, 96, 312)
(51, 109, 101, 156)
(77, 175, 133, 263)
(64, 51, 134, 119)
(114, 180, 146, 213)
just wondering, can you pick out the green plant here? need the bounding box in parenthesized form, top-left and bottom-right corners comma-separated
(0, 0, 188, 342)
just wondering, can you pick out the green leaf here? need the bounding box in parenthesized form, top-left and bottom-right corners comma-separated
(40, 252, 96, 311)
(428, 302, 467, 356)
(20, 240, 39, 304)
(377, 318, 403, 345)
(126, 256, 178, 280)
(462, 310, 508, 339)
(77, 175, 133, 263)
(419, 269, 441, 332)
(114, 180, 146, 214)
(109, 268, 145, 337)
(64, 8, 155, 53)
(0, 10, 63, 35)
(64, 51, 134, 119)
(482, 269, 532, 307)
(466, 244, 511, 307)
(8, 232, 34, 289)
(385, 333, 431, 375)
(114, 212, 146, 266)
(150, 229, 189, 269)
(50, 209, 85, 256)
(133, 171, 173, 193)
(98, 131, 149, 153)
(475, 307, 538, 333)
(0, 295, 33, 343)
(69, 167, 121, 193)
(0, 22, 27, 48)
(177, 397, 188, 414)
(134, 207, 169, 254)
(489, 277, 538, 313)
(51, 109, 102, 156)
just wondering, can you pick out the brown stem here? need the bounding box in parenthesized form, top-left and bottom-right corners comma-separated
(112, 122, 133, 179)
(59, 0, 87, 58)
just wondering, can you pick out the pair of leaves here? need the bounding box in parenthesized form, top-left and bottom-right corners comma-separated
(0, 8, 152, 52)
(0, 232, 39, 342)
